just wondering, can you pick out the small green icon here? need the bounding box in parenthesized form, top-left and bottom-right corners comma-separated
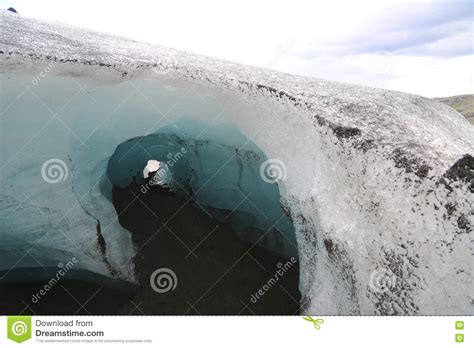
(303, 316, 324, 330)
(456, 321, 464, 330)
(455, 333, 464, 343)
(7, 316, 32, 343)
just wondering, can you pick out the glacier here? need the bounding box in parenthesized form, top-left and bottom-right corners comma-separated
(0, 10, 473, 315)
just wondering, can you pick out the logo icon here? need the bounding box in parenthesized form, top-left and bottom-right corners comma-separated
(150, 268, 178, 293)
(7, 316, 32, 343)
(455, 333, 464, 343)
(41, 158, 68, 183)
(456, 321, 464, 330)
(260, 159, 287, 184)
(368, 50, 397, 75)
(369, 268, 397, 293)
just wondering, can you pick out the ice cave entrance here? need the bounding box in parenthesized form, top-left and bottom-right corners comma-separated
(106, 121, 300, 313)
(0, 68, 303, 314)
(106, 120, 298, 257)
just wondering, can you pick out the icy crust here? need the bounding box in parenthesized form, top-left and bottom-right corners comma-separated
(0, 11, 472, 161)
(0, 11, 473, 314)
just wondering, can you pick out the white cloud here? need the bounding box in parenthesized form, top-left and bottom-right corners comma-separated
(385, 55, 474, 97)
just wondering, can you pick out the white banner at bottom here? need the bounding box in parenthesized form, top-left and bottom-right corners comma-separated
(0, 316, 470, 347)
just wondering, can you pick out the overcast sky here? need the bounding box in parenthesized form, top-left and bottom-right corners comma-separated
(2, 0, 473, 97)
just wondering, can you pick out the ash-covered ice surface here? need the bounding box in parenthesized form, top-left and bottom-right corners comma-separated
(0, 10, 472, 315)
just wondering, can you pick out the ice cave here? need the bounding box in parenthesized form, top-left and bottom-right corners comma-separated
(0, 10, 472, 315)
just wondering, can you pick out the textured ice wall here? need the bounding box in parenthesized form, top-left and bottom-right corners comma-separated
(0, 11, 473, 314)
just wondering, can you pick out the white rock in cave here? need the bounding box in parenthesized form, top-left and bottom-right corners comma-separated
(0, 10, 472, 315)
